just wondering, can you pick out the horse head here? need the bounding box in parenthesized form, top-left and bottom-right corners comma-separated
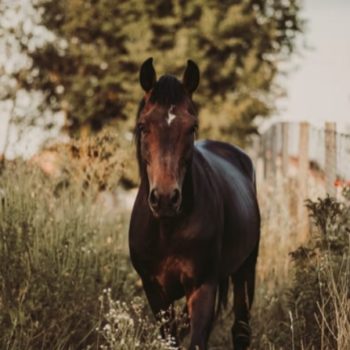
(136, 58, 200, 218)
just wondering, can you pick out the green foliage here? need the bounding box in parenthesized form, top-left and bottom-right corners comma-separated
(1, 155, 348, 349)
(0, 161, 138, 349)
(288, 192, 350, 349)
(31, 128, 139, 190)
(16, 0, 303, 142)
(252, 189, 350, 349)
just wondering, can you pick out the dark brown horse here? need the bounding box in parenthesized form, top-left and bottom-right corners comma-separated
(129, 58, 260, 350)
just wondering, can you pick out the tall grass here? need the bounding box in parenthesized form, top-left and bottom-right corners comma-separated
(1, 153, 349, 349)
(0, 161, 135, 349)
(250, 188, 350, 350)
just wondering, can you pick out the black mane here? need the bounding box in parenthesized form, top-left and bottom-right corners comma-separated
(150, 75, 186, 106)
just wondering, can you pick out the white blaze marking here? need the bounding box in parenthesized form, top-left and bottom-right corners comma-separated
(167, 105, 177, 125)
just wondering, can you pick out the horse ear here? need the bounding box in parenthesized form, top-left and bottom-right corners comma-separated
(182, 59, 200, 94)
(140, 57, 157, 92)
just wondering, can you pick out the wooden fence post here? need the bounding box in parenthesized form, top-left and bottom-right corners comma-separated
(298, 122, 310, 239)
(325, 122, 337, 197)
(281, 122, 289, 177)
(251, 135, 264, 184)
(298, 122, 310, 198)
(271, 124, 278, 182)
(263, 128, 271, 181)
(250, 135, 259, 168)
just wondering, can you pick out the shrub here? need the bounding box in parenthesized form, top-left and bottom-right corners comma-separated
(252, 188, 350, 350)
(289, 191, 350, 350)
(32, 129, 134, 193)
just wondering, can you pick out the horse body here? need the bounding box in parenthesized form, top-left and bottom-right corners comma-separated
(129, 58, 260, 349)
(196, 140, 260, 277)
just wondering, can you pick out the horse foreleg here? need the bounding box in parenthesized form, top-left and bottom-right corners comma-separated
(142, 279, 178, 346)
(186, 282, 216, 350)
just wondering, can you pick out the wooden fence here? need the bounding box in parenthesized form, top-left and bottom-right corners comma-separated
(249, 121, 350, 241)
(251, 121, 350, 195)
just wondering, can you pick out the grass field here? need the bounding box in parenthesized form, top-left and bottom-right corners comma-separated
(0, 157, 349, 349)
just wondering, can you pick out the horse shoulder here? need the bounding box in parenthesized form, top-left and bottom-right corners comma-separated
(195, 140, 255, 184)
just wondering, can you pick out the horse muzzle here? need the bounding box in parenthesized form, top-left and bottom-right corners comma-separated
(148, 187, 182, 217)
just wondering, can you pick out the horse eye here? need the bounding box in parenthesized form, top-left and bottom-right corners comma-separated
(137, 123, 147, 133)
(189, 125, 198, 134)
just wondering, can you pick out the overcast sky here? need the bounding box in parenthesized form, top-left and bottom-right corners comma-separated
(276, 0, 350, 129)
(1, 0, 350, 158)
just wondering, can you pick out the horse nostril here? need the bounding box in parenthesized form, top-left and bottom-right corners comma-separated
(170, 189, 181, 207)
(149, 189, 159, 208)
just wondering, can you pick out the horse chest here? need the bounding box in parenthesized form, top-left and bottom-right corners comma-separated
(153, 255, 195, 293)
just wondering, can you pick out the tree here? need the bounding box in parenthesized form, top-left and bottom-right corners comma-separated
(0, 0, 63, 162)
(15, 0, 303, 143)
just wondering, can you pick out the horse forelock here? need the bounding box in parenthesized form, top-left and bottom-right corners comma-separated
(150, 75, 186, 106)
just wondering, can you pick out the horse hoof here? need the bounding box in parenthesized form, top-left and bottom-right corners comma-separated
(232, 321, 251, 349)
(233, 336, 250, 350)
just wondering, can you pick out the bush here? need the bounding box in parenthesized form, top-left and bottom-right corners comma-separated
(0, 161, 137, 349)
(252, 188, 350, 350)
(32, 128, 138, 193)
(289, 191, 350, 350)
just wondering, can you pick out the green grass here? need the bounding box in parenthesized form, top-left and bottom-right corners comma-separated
(0, 161, 136, 349)
(1, 159, 349, 349)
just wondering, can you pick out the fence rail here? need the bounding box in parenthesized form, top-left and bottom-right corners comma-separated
(250, 121, 350, 242)
(252, 121, 350, 194)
